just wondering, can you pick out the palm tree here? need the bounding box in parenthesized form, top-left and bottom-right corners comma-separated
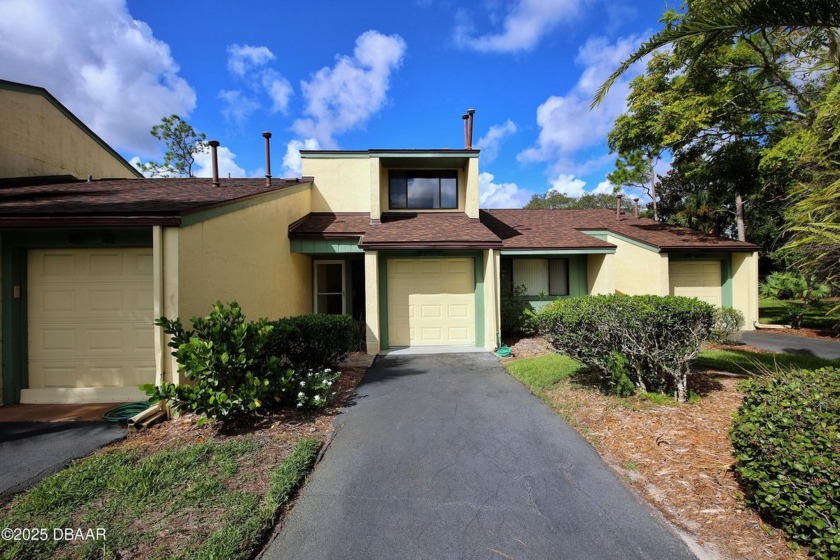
(592, 0, 840, 108)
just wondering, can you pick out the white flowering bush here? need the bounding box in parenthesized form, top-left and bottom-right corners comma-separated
(292, 368, 339, 410)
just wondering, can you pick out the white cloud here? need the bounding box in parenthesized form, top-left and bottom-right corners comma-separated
(455, 0, 584, 53)
(219, 89, 261, 125)
(293, 30, 407, 148)
(282, 138, 322, 177)
(549, 174, 587, 197)
(193, 145, 246, 179)
(262, 70, 293, 114)
(222, 44, 293, 120)
(475, 120, 517, 163)
(227, 44, 275, 76)
(518, 33, 647, 171)
(0, 0, 196, 156)
(479, 171, 532, 208)
(594, 180, 619, 194)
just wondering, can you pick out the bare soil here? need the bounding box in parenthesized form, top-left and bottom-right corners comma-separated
(513, 337, 806, 560)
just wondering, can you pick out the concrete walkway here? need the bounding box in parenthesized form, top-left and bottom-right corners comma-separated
(263, 353, 696, 560)
(741, 331, 840, 360)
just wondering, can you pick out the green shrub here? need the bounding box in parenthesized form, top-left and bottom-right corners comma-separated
(143, 302, 285, 422)
(500, 284, 538, 337)
(731, 368, 840, 559)
(709, 307, 745, 343)
(537, 295, 715, 401)
(264, 314, 355, 372)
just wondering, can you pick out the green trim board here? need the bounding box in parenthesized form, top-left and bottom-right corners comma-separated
(1, 228, 152, 404)
(291, 238, 363, 254)
(179, 182, 310, 227)
(500, 249, 614, 255)
(376, 251, 484, 350)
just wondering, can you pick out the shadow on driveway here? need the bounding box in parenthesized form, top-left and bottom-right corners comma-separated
(0, 421, 125, 500)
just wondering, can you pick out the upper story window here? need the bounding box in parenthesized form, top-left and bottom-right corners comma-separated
(389, 170, 458, 210)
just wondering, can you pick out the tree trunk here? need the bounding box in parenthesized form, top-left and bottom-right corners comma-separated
(735, 193, 746, 241)
(649, 168, 659, 221)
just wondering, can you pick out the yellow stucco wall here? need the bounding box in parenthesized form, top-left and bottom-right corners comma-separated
(302, 157, 371, 213)
(364, 251, 380, 354)
(160, 186, 313, 381)
(608, 235, 669, 296)
(732, 251, 759, 330)
(465, 158, 480, 219)
(483, 249, 500, 350)
(0, 87, 138, 179)
(586, 253, 615, 295)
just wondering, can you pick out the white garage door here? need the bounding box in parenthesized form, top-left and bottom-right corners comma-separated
(669, 260, 722, 308)
(24, 248, 155, 403)
(387, 258, 475, 347)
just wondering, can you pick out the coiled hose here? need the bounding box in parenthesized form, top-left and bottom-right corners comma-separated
(103, 401, 151, 423)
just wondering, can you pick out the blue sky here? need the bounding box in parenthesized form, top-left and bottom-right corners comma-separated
(0, 0, 673, 207)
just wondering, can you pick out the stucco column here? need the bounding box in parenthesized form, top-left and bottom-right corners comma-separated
(364, 251, 381, 354)
(465, 158, 480, 219)
(369, 157, 381, 222)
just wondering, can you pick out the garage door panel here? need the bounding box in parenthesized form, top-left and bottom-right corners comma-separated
(669, 260, 722, 308)
(27, 248, 155, 393)
(387, 258, 475, 347)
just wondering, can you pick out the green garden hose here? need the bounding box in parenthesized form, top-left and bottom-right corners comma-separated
(103, 401, 151, 423)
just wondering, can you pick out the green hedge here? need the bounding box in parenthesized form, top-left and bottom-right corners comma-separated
(537, 295, 715, 401)
(731, 368, 840, 559)
(265, 314, 355, 372)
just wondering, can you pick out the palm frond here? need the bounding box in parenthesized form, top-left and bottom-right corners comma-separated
(591, 0, 840, 108)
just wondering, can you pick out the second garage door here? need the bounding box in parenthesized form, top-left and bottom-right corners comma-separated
(669, 260, 722, 308)
(387, 258, 475, 347)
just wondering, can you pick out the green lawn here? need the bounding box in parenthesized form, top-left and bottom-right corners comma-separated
(759, 297, 839, 330)
(504, 354, 587, 391)
(0, 436, 319, 560)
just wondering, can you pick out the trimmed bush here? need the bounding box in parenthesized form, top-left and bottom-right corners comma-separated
(500, 284, 538, 337)
(731, 368, 840, 559)
(143, 302, 284, 422)
(709, 307, 745, 343)
(537, 295, 715, 401)
(264, 314, 355, 372)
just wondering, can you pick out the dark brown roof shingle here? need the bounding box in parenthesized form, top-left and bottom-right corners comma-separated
(361, 213, 502, 249)
(0, 177, 310, 226)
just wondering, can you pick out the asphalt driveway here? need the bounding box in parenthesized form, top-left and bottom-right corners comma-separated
(0, 421, 125, 499)
(740, 330, 840, 360)
(263, 353, 696, 560)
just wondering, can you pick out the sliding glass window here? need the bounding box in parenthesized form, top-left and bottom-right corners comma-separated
(389, 170, 458, 210)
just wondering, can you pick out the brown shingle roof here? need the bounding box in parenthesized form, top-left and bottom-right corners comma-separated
(480, 210, 615, 250)
(361, 213, 503, 249)
(0, 177, 311, 226)
(482, 209, 758, 252)
(288, 212, 369, 238)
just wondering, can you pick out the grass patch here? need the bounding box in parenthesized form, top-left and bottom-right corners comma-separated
(0, 436, 320, 560)
(759, 297, 839, 330)
(504, 354, 587, 390)
(696, 349, 840, 375)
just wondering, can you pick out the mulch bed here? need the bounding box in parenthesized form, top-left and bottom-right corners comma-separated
(512, 337, 807, 560)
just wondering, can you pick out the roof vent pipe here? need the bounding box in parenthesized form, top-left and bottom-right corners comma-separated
(208, 140, 220, 187)
(463, 113, 470, 149)
(633, 198, 640, 219)
(262, 132, 272, 187)
(615, 193, 624, 221)
(467, 108, 475, 149)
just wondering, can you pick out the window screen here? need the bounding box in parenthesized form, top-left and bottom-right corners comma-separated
(549, 259, 569, 296)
